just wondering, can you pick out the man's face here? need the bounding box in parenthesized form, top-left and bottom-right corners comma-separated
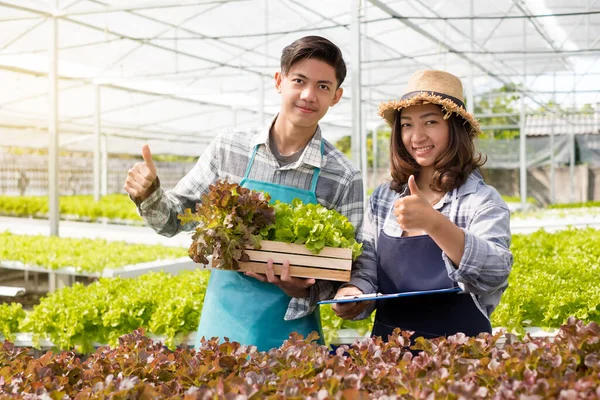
(275, 58, 343, 130)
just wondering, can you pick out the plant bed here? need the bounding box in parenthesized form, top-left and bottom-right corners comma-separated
(1, 319, 598, 398)
(492, 227, 600, 333)
(0, 232, 188, 275)
(0, 271, 209, 353)
(0, 194, 143, 223)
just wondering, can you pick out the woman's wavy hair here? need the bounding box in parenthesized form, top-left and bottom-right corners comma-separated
(389, 105, 487, 193)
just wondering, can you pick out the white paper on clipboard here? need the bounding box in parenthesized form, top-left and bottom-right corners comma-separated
(317, 287, 463, 305)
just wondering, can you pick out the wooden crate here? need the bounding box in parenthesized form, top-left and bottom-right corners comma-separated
(212, 240, 352, 282)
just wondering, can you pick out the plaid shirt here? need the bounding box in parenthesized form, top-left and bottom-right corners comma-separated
(138, 118, 364, 320)
(350, 170, 513, 319)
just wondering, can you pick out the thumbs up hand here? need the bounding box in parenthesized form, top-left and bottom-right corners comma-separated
(141, 144, 157, 176)
(124, 144, 158, 201)
(393, 175, 437, 233)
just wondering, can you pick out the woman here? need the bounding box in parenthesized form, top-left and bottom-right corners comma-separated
(332, 70, 513, 341)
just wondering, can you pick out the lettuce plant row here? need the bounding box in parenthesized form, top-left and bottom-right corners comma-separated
(492, 227, 600, 333)
(1, 228, 599, 352)
(0, 232, 187, 273)
(0, 194, 143, 222)
(323, 227, 600, 342)
(2, 271, 209, 353)
(1, 318, 599, 398)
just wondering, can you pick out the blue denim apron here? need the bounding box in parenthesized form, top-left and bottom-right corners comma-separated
(195, 142, 324, 351)
(372, 196, 491, 341)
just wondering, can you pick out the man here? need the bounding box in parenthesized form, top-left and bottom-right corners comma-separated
(124, 36, 364, 351)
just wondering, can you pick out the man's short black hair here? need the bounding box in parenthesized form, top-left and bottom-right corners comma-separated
(280, 35, 347, 88)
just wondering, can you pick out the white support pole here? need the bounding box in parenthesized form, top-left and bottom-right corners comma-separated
(371, 127, 377, 191)
(351, 0, 366, 200)
(260, 0, 267, 127)
(550, 72, 556, 204)
(569, 71, 576, 202)
(365, 0, 377, 191)
(93, 84, 101, 201)
(259, 75, 265, 126)
(101, 134, 108, 196)
(48, 272, 56, 293)
(55, 1, 247, 17)
(232, 107, 239, 129)
(351, 0, 361, 168)
(48, 272, 69, 293)
(359, 72, 368, 194)
(519, 17, 527, 210)
(587, 0, 591, 47)
(467, 0, 474, 114)
(48, 0, 60, 237)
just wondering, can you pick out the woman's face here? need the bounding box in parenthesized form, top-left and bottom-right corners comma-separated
(399, 103, 450, 169)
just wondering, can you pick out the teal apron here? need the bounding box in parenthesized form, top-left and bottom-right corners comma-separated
(195, 142, 324, 351)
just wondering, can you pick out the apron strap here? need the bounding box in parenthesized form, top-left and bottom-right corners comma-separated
(309, 140, 325, 193)
(242, 144, 260, 180)
(310, 168, 320, 193)
(244, 139, 324, 193)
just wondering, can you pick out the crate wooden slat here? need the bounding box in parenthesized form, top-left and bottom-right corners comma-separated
(244, 250, 349, 271)
(250, 241, 351, 259)
(212, 240, 352, 282)
(212, 260, 350, 282)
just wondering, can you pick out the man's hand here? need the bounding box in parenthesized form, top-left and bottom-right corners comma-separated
(124, 144, 158, 202)
(331, 285, 373, 320)
(244, 259, 315, 298)
(393, 175, 435, 233)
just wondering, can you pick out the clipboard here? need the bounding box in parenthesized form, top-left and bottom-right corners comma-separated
(317, 287, 463, 305)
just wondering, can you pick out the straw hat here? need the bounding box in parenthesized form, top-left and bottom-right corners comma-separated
(378, 70, 481, 137)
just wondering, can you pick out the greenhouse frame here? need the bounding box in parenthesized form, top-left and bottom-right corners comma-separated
(0, 0, 598, 232)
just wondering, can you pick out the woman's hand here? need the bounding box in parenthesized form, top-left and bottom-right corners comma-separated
(331, 285, 373, 320)
(393, 175, 436, 233)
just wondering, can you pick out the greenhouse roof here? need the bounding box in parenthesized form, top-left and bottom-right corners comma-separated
(0, 0, 599, 156)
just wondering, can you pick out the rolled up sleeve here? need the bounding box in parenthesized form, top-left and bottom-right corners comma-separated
(137, 137, 221, 237)
(443, 204, 513, 295)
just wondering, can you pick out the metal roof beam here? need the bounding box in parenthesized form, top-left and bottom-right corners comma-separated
(63, 98, 166, 124)
(135, 111, 211, 128)
(85, 4, 226, 80)
(283, 0, 435, 104)
(55, 0, 245, 16)
(411, 0, 524, 81)
(479, 3, 517, 49)
(0, 81, 86, 107)
(60, 0, 85, 10)
(512, 0, 572, 71)
(288, 0, 426, 68)
(0, 1, 270, 78)
(367, 0, 576, 122)
(368, 0, 507, 85)
(0, 1, 51, 16)
(0, 63, 259, 116)
(0, 15, 45, 22)
(0, 63, 354, 133)
(0, 121, 212, 144)
(82, 0, 276, 80)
